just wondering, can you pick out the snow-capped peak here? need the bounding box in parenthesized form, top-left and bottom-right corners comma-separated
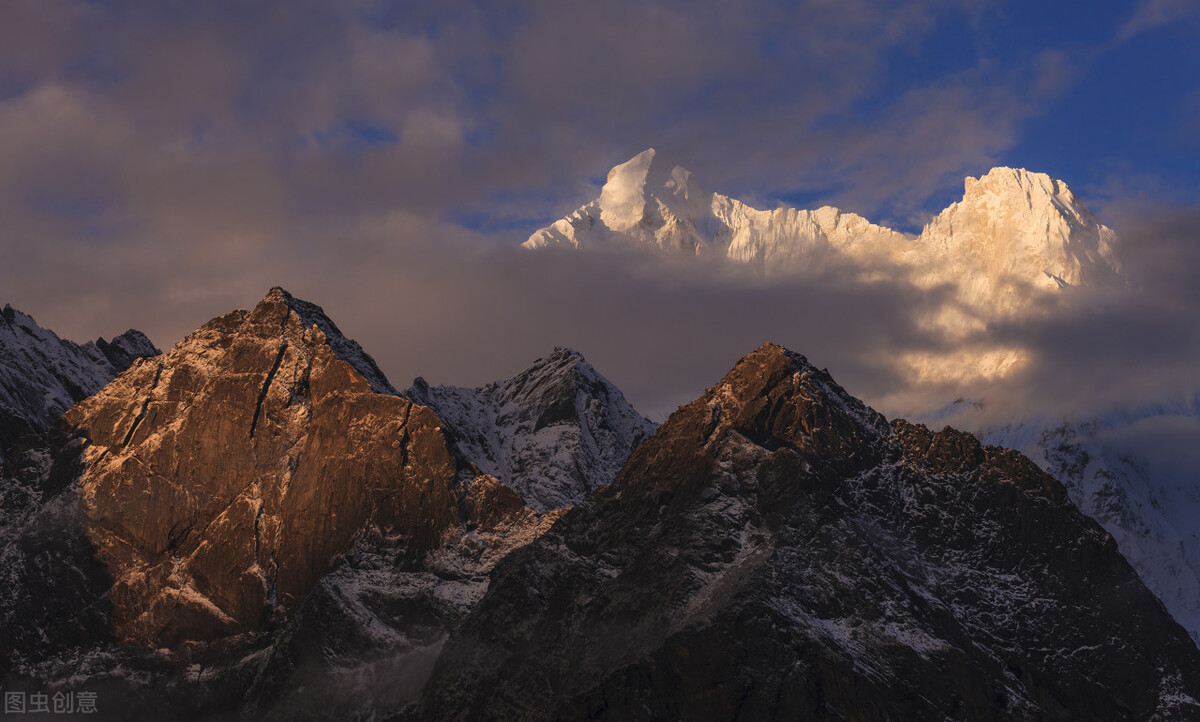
(523, 149, 905, 262)
(920, 166, 1122, 291)
(525, 153, 1122, 288)
(524, 153, 1126, 387)
(406, 347, 656, 512)
(599, 148, 657, 233)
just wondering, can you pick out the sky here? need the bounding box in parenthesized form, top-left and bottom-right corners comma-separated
(1, 0, 1198, 420)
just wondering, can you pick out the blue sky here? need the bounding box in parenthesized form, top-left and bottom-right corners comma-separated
(1, 0, 1198, 413)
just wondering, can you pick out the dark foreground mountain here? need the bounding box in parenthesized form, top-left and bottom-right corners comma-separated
(3, 293, 1198, 720)
(416, 343, 1200, 720)
(406, 347, 656, 512)
(0, 288, 559, 720)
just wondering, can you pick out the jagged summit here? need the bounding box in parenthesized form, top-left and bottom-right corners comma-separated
(524, 149, 904, 262)
(407, 346, 656, 512)
(252, 287, 396, 395)
(920, 166, 1122, 290)
(525, 151, 1122, 292)
(95, 329, 158, 371)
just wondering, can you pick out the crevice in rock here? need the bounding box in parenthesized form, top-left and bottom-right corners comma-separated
(250, 343, 288, 440)
(120, 363, 163, 450)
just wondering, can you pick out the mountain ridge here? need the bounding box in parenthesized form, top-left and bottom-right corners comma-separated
(406, 346, 656, 512)
(417, 342, 1200, 720)
(525, 148, 1121, 291)
(0, 304, 159, 462)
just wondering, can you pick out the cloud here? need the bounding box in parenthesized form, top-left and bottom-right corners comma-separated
(930, 206, 1200, 425)
(3, 0, 1194, 430)
(1115, 0, 1200, 43)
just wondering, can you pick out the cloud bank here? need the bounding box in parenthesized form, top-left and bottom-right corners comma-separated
(1, 1, 1197, 425)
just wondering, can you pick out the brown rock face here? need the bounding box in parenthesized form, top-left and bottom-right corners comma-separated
(64, 288, 462, 647)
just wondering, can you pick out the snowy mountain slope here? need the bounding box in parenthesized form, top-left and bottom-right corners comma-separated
(406, 347, 656, 512)
(0, 304, 158, 460)
(917, 166, 1122, 301)
(975, 400, 1200, 644)
(524, 148, 911, 267)
(524, 149, 1120, 290)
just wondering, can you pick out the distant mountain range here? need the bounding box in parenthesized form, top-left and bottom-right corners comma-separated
(527, 148, 1124, 383)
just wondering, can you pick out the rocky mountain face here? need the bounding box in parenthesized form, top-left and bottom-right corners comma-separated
(59, 286, 472, 646)
(0, 304, 159, 461)
(406, 347, 656, 512)
(979, 402, 1200, 645)
(0, 288, 560, 720)
(417, 344, 1200, 720)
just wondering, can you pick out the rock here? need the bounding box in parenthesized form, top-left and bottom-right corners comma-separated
(63, 288, 460, 646)
(0, 304, 159, 461)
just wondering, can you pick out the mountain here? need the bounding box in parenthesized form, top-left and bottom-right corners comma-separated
(0, 288, 559, 719)
(5, 290, 1197, 719)
(417, 343, 1200, 720)
(0, 304, 159, 460)
(977, 400, 1200, 644)
(524, 149, 1124, 386)
(525, 149, 1120, 298)
(916, 166, 1122, 300)
(524, 148, 910, 266)
(406, 347, 656, 512)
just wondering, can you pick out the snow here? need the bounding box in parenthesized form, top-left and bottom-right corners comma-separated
(523, 151, 1124, 387)
(407, 347, 656, 512)
(599, 148, 656, 232)
(0, 305, 160, 460)
(979, 405, 1200, 644)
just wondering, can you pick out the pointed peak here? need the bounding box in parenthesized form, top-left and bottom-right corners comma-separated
(966, 166, 1072, 200)
(548, 346, 584, 362)
(605, 148, 656, 182)
(95, 329, 161, 373)
(718, 342, 817, 396)
(707, 342, 890, 451)
(520, 347, 593, 382)
(599, 150, 658, 231)
(250, 287, 396, 395)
